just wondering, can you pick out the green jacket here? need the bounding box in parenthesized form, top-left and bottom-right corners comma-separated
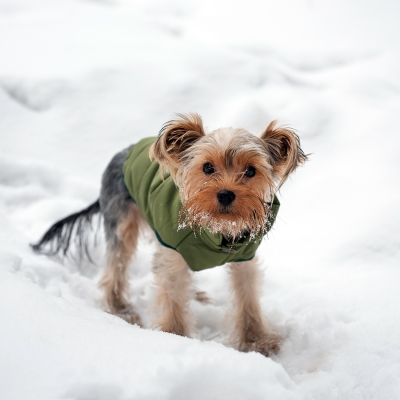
(122, 137, 280, 272)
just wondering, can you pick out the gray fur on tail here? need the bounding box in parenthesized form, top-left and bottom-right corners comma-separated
(31, 199, 101, 261)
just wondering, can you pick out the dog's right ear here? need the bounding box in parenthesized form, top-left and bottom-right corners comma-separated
(150, 113, 205, 176)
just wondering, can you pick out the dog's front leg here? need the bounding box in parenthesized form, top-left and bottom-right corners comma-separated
(152, 245, 194, 337)
(229, 258, 280, 356)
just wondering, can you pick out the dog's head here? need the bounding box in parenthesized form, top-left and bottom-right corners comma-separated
(150, 113, 307, 239)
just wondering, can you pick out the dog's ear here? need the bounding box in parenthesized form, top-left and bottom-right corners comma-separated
(150, 113, 205, 176)
(261, 120, 307, 189)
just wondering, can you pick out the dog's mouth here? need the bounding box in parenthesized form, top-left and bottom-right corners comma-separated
(218, 205, 234, 215)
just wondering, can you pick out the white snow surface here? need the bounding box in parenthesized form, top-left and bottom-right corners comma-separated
(1, 0, 400, 399)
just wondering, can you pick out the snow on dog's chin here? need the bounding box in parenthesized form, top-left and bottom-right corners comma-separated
(178, 204, 272, 241)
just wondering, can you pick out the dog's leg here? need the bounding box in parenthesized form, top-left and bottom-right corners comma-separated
(99, 202, 142, 325)
(229, 258, 280, 356)
(152, 245, 194, 337)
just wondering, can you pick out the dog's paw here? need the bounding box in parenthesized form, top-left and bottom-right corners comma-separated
(120, 310, 143, 327)
(240, 333, 281, 357)
(194, 291, 211, 304)
(109, 307, 143, 327)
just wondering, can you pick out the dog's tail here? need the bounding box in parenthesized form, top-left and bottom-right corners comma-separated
(31, 199, 101, 262)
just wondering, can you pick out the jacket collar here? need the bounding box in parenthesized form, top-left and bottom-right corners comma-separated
(195, 227, 263, 253)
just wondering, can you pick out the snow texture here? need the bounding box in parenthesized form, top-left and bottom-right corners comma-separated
(1, 0, 400, 399)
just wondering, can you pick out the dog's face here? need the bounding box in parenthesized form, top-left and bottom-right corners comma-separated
(151, 113, 307, 239)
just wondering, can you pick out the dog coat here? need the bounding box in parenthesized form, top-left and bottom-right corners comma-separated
(122, 137, 280, 272)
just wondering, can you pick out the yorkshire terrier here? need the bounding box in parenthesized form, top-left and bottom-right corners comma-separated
(32, 113, 307, 356)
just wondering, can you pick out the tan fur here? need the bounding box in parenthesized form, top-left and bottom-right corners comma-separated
(228, 258, 281, 356)
(152, 245, 194, 337)
(99, 203, 144, 325)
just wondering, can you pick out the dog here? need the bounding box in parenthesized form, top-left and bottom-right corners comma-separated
(32, 113, 307, 356)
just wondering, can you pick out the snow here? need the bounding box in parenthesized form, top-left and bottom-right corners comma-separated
(1, 0, 400, 399)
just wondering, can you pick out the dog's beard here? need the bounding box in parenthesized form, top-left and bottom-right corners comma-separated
(178, 196, 273, 241)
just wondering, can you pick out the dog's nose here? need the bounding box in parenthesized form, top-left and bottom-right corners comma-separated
(217, 190, 236, 206)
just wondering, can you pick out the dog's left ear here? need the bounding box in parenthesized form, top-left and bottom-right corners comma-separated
(150, 113, 205, 177)
(261, 120, 308, 189)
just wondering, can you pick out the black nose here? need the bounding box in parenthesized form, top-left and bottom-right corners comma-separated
(217, 190, 236, 206)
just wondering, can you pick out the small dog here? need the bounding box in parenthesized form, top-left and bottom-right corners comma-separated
(32, 113, 307, 356)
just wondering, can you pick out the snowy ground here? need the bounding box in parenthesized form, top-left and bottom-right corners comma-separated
(1, 0, 400, 399)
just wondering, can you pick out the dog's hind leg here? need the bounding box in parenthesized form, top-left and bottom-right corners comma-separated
(228, 257, 281, 356)
(99, 202, 144, 325)
(98, 147, 143, 325)
(152, 245, 194, 337)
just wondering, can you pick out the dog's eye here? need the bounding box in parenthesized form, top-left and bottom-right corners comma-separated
(244, 166, 256, 178)
(203, 163, 215, 175)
